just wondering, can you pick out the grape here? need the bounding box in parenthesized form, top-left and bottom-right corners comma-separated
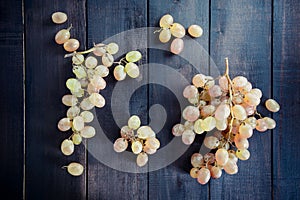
(181, 130, 195, 145)
(182, 106, 200, 122)
(55, 29, 70, 44)
(73, 65, 87, 79)
(232, 76, 247, 89)
(66, 78, 81, 92)
(210, 98, 221, 107)
(184, 121, 194, 130)
(183, 85, 198, 99)
(114, 65, 127, 81)
(170, 23, 185, 38)
(204, 136, 220, 149)
(125, 63, 140, 78)
(102, 53, 114, 67)
(250, 88, 262, 99)
(128, 115, 141, 130)
(244, 117, 257, 129)
(73, 116, 84, 131)
(265, 99, 280, 112)
(137, 126, 155, 139)
(145, 137, 160, 150)
(80, 98, 94, 110)
(188, 94, 199, 105)
(113, 138, 128, 152)
(190, 168, 199, 178)
(232, 95, 243, 105)
(223, 159, 238, 175)
(159, 29, 171, 43)
(51, 12, 67, 24)
(194, 119, 204, 134)
(86, 83, 98, 95)
(241, 103, 255, 116)
(244, 92, 260, 106)
(214, 104, 230, 120)
(136, 152, 148, 167)
(90, 75, 106, 90)
(172, 123, 185, 136)
(197, 168, 211, 185)
(58, 118, 71, 131)
(106, 43, 119, 55)
(256, 118, 268, 132)
(204, 153, 215, 164)
(63, 39, 80, 52)
(238, 124, 253, 138)
(80, 111, 94, 123)
(200, 105, 215, 117)
(210, 166, 222, 179)
(188, 25, 203, 38)
(72, 134, 82, 145)
(95, 65, 109, 78)
(120, 126, 134, 139)
(240, 82, 252, 94)
(72, 54, 84, 65)
(170, 38, 184, 55)
(62, 95, 78, 107)
(159, 14, 173, 28)
(80, 78, 89, 88)
(200, 116, 216, 132)
(67, 162, 84, 176)
(85, 56, 98, 69)
(216, 118, 227, 131)
(219, 76, 229, 91)
(192, 74, 206, 88)
(67, 106, 80, 119)
(89, 93, 105, 108)
(228, 151, 238, 163)
(80, 126, 95, 138)
(191, 153, 203, 167)
(72, 88, 84, 98)
(93, 46, 106, 56)
(204, 78, 215, 90)
(86, 69, 95, 79)
(215, 148, 229, 166)
(232, 105, 247, 120)
(236, 149, 250, 160)
(234, 135, 249, 149)
(131, 141, 143, 154)
(143, 146, 157, 155)
(126, 51, 142, 62)
(208, 85, 222, 98)
(263, 117, 276, 129)
(61, 139, 74, 156)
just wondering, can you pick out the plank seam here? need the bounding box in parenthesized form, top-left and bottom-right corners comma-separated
(22, 0, 26, 198)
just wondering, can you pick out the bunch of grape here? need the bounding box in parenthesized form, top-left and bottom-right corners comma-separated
(113, 115, 160, 167)
(157, 14, 203, 54)
(172, 58, 280, 184)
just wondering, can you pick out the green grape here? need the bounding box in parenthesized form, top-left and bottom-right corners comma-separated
(159, 14, 173, 28)
(89, 93, 105, 108)
(80, 111, 94, 123)
(131, 140, 143, 154)
(73, 116, 84, 131)
(72, 88, 84, 98)
(194, 119, 204, 134)
(102, 53, 114, 67)
(128, 115, 141, 130)
(136, 152, 148, 167)
(125, 63, 139, 78)
(80, 126, 96, 138)
(200, 116, 216, 131)
(236, 149, 250, 161)
(72, 65, 87, 79)
(67, 162, 84, 176)
(66, 78, 81, 92)
(95, 65, 109, 78)
(106, 43, 119, 55)
(72, 54, 84, 65)
(125, 51, 142, 62)
(137, 126, 155, 139)
(61, 139, 74, 156)
(67, 106, 80, 119)
(85, 56, 98, 69)
(72, 134, 82, 145)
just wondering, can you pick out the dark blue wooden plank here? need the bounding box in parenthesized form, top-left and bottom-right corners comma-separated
(148, 1, 210, 199)
(86, 1, 148, 199)
(25, 0, 87, 199)
(210, 1, 272, 199)
(273, 0, 300, 199)
(0, 0, 23, 198)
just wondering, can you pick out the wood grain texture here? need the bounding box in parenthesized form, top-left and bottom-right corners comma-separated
(24, 0, 87, 199)
(86, 1, 148, 199)
(273, 0, 300, 199)
(0, 0, 23, 198)
(210, 1, 273, 199)
(148, 1, 210, 199)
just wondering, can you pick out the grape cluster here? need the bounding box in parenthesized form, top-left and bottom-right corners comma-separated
(157, 14, 203, 55)
(113, 115, 160, 167)
(172, 58, 280, 184)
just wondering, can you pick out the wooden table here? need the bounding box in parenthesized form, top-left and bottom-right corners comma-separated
(1, 0, 299, 199)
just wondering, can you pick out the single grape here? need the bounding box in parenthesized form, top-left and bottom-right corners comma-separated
(194, 119, 204, 134)
(62, 94, 78, 107)
(126, 51, 142, 62)
(55, 29, 70, 44)
(219, 76, 229, 91)
(192, 74, 207, 88)
(143, 146, 157, 155)
(234, 135, 249, 149)
(183, 85, 198, 99)
(72, 54, 84, 65)
(263, 117, 276, 129)
(188, 25, 203, 38)
(159, 29, 171, 43)
(72, 88, 84, 98)
(106, 43, 119, 55)
(120, 125, 134, 139)
(63, 39, 80, 52)
(210, 166, 222, 179)
(172, 123, 185, 136)
(66, 78, 81, 93)
(102, 53, 114, 67)
(90, 75, 106, 90)
(72, 134, 82, 145)
(137, 126, 155, 139)
(181, 130, 195, 145)
(232, 76, 248, 89)
(241, 103, 255, 116)
(159, 14, 173, 28)
(80, 126, 95, 138)
(214, 104, 230, 120)
(87, 83, 100, 95)
(236, 149, 250, 160)
(136, 152, 148, 167)
(232, 105, 247, 120)
(223, 159, 238, 175)
(265, 99, 280, 112)
(256, 118, 268, 132)
(191, 153, 204, 167)
(58, 118, 71, 131)
(216, 118, 227, 131)
(95, 65, 109, 78)
(170, 23, 186, 38)
(244, 117, 257, 129)
(182, 106, 200, 122)
(89, 93, 105, 108)
(51, 12, 67, 24)
(200, 116, 216, 132)
(250, 88, 262, 99)
(85, 56, 98, 69)
(184, 121, 194, 130)
(244, 92, 260, 106)
(73, 65, 87, 79)
(131, 140, 143, 154)
(80, 111, 94, 123)
(128, 115, 141, 130)
(61, 139, 74, 156)
(238, 124, 253, 138)
(170, 38, 184, 54)
(197, 168, 211, 185)
(204, 136, 220, 149)
(67, 106, 80, 119)
(114, 65, 127, 81)
(73, 116, 84, 131)
(113, 138, 128, 153)
(145, 137, 160, 150)
(228, 151, 238, 163)
(208, 85, 222, 98)
(190, 168, 199, 178)
(93, 46, 106, 56)
(215, 148, 229, 166)
(125, 62, 140, 78)
(240, 81, 252, 94)
(67, 162, 84, 176)
(200, 105, 216, 118)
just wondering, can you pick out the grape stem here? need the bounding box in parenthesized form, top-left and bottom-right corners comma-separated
(224, 58, 235, 143)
